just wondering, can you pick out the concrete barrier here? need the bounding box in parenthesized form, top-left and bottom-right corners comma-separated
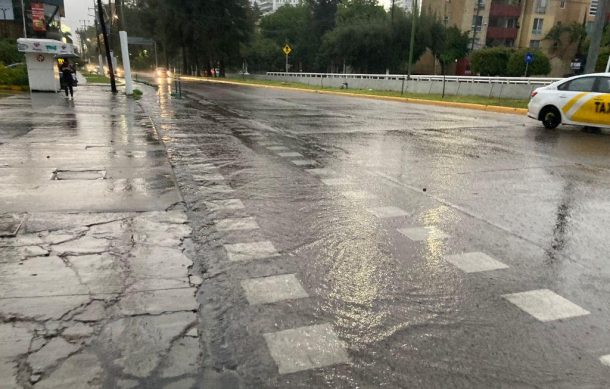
(246, 73, 560, 100)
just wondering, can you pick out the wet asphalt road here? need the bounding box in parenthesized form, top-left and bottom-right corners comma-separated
(148, 79, 610, 388)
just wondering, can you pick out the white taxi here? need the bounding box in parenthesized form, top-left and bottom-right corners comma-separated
(528, 73, 610, 129)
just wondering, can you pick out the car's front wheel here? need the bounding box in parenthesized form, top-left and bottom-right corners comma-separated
(540, 106, 561, 129)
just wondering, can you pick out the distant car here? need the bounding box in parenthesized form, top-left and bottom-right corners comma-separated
(528, 73, 610, 129)
(156, 67, 170, 77)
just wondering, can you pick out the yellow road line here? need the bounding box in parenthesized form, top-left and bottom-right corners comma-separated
(179, 76, 528, 116)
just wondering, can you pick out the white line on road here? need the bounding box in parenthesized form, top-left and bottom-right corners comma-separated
(341, 191, 378, 200)
(198, 185, 235, 195)
(321, 178, 351, 186)
(397, 226, 449, 241)
(291, 160, 318, 166)
(278, 152, 303, 158)
(502, 289, 590, 322)
(204, 199, 245, 211)
(224, 241, 279, 262)
(241, 274, 308, 305)
(193, 173, 225, 181)
(266, 146, 289, 151)
(215, 217, 260, 231)
(306, 168, 334, 176)
(367, 206, 409, 218)
(263, 323, 349, 374)
(444, 252, 509, 273)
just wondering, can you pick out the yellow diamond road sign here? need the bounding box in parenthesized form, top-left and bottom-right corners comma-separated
(283, 44, 292, 55)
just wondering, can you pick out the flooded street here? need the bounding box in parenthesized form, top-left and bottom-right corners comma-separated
(148, 80, 610, 388)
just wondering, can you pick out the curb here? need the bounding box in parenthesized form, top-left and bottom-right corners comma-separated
(179, 76, 528, 116)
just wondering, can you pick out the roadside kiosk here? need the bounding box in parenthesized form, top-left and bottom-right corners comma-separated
(16, 38, 75, 92)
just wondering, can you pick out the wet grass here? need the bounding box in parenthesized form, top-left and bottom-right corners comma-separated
(0, 85, 28, 92)
(222, 76, 529, 109)
(83, 73, 110, 83)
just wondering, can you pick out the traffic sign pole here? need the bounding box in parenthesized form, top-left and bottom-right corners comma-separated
(282, 44, 292, 73)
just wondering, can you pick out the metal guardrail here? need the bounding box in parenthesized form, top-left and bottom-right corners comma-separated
(266, 72, 561, 86)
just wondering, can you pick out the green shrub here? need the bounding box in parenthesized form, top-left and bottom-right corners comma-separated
(0, 39, 24, 65)
(470, 47, 513, 76)
(0, 64, 28, 86)
(595, 47, 610, 72)
(506, 49, 550, 76)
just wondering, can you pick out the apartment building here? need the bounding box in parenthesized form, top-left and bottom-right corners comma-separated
(253, 0, 301, 15)
(422, 0, 590, 74)
(426, 0, 587, 49)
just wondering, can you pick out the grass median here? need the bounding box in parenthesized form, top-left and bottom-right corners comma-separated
(83, 73, 110, 83)
(222, 76, 529, 109)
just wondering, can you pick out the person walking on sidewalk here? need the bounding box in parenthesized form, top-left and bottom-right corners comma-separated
(60, 59, 76, 99)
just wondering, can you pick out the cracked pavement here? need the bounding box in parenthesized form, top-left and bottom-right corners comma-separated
(0, 88, 201, 389)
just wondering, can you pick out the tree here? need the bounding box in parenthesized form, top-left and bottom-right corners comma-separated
(259, 5, 313, 71)
(319, 0, 390, 73)
(437, 27, 469, 75)
(507, 49, 550, 76)
(0, 39, 24, 65)
(470, 47, 512, 76)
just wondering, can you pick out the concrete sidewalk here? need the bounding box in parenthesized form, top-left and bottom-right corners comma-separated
(0, 86, 201, 388)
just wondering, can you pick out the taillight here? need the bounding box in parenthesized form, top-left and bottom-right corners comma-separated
(531, 91, 538, 98)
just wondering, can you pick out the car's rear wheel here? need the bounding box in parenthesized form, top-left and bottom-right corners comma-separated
(540, 106, 561, 129)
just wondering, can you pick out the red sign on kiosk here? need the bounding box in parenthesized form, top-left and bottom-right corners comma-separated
(31, 3, 46, 32)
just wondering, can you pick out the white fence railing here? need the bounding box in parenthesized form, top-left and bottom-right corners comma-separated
(265, 72, 561, 86)
(261, 72, 562, 99)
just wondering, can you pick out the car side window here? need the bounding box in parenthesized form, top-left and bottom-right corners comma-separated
(595, 77, 610, 93)
(558, 77, 596, 92)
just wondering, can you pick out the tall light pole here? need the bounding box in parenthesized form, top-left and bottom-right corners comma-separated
(20, 0, 27, 38)
(471, 0, 482, 51)
(585, 0, 609, 73)
(97, 0, 117, 93)
(407, 0, 418, 79)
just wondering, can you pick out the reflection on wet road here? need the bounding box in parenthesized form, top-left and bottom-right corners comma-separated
(144, 80, 610, 388)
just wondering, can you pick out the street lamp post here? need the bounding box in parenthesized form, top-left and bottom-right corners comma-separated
(407, 0, 418, 80)
(97, 0, 117, 93)
(20, 0, 27, 38)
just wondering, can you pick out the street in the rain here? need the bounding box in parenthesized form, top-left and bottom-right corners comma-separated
(2, 80, 610, 388)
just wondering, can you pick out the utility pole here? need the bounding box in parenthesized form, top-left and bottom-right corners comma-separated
(585, 0, 609, 73)
(407, 0, 418, 79)
(79, 19, 88, 59)
(90, 2, 104, 74)
(20, 0, 27, 37)
(471, 0, 482, 51)
(97, 0, 117, 93)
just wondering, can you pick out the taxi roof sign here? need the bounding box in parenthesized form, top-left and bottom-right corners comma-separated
(282, 44, 292, 55)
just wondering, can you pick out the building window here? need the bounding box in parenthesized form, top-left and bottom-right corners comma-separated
(529, 40, 541, 48)
(532, 18, 544, 34)
(475, 0, 485, 9)
(535, 0, 547, 13)
(560, 0, 566, 8)
(472, 15, 483, 31)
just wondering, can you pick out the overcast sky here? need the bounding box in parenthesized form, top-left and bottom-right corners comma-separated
(62, 0, 92, 33)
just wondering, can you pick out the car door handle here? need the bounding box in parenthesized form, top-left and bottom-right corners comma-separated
(559, 95, 567, 99)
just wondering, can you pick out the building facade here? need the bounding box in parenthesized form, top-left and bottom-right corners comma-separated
(254, 0, 301, 15)
(422, 0, 592, 75)
(0, 0, 65, 40)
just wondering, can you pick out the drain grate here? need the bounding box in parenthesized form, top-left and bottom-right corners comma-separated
(51, 169, 107, 180)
